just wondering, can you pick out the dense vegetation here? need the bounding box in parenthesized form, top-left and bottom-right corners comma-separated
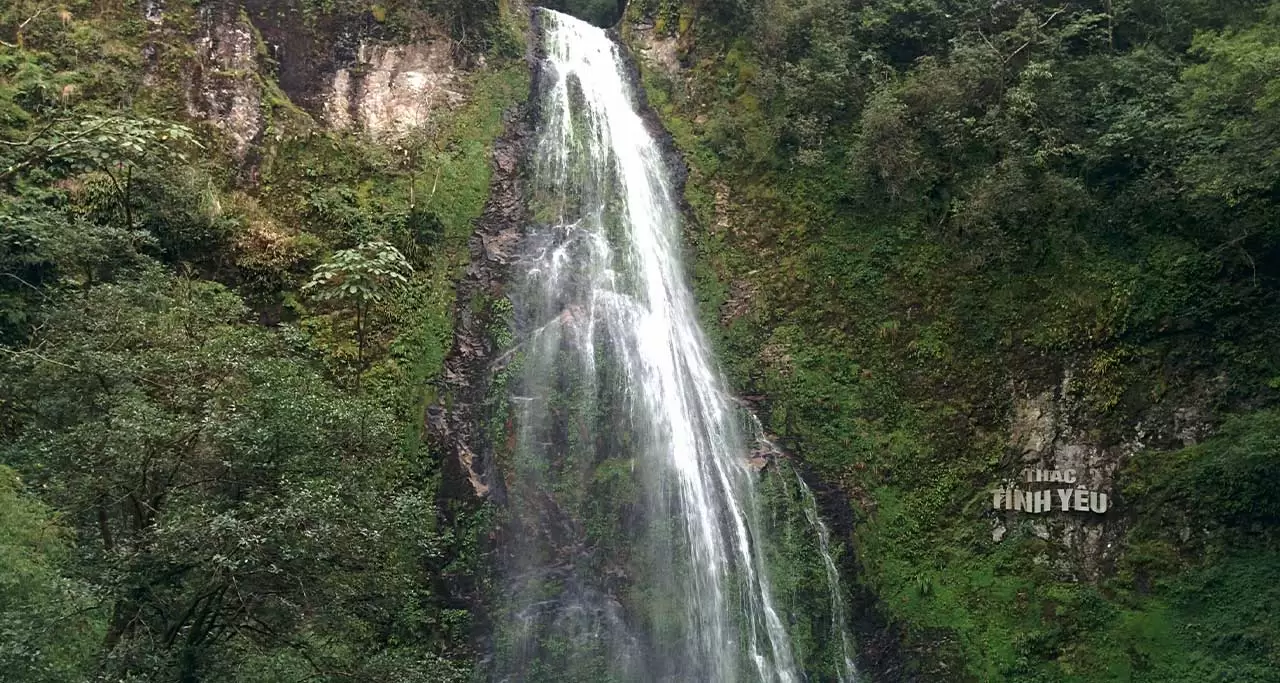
(4, 0, 1279, 680)
(542, 0, 627, 26)
(627, 0, 1279, 679)
(0, 0, 526, 680)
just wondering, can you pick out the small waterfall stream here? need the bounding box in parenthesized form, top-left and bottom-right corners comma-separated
(492, 10, 858, 681)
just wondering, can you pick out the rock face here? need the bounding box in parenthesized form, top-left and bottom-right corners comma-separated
(172, 0, 517, 492)
(625, 22, 683, 78)
(433, 93, 534, 502)
(179, 0, 473, 160)
(186, 1, 264, 159)
(323, 41, 467, 134)
(996, 370, 1213, 579)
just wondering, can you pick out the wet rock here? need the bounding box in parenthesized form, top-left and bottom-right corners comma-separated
(433, 94, 535, 503)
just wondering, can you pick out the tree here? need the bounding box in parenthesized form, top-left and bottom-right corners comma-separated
(302, 241, 413, 384)
(1178, 6, 1280, 204)
(0, 466, 102, 683)
(547, 0, 624, 26)
(0, 270, 454, 681)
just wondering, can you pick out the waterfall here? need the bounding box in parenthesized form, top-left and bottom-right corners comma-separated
(793, 470, 861, 681)
(491, 10, 857, 681)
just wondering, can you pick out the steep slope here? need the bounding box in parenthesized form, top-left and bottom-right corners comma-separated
(623, 0, 1280, 680)
(0, 1, 527, 679)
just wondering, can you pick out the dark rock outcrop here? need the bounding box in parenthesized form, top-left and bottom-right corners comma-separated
(432, 105, 531, 505)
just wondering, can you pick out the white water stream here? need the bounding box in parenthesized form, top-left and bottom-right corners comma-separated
(495, 10, 857, 682)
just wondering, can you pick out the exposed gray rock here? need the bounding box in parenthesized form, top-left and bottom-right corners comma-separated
(179, 0, 479, 162)
(145, 0, 164, 25)
(999, 368, 1212, 580)
(185, 2, 264, 159)
(323, 41, 466, 135)
(434, 95, 533, 502)
(628, 24, 682, 77)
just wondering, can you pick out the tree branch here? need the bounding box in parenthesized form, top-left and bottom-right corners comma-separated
(1005, 8, 1065, 65)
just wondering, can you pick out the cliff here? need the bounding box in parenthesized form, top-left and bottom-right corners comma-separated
(622, 0, 1280, 680)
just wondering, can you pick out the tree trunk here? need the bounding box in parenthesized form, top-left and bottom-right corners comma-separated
(97, 503, 114, 550)
(355, 299, 365, 393)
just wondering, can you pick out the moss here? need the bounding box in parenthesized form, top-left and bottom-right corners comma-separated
(755, 462, 858, 678)
(626, 1, 1280, 679)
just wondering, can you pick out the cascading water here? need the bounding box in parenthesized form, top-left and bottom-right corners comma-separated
(491, 10, 857, 681)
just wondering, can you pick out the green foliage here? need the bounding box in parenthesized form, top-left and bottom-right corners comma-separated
(636, 0, 1280, 678)
(0, 465, 103, 683)
(1179, 5, 1280, 203)
(1, 114, 199, 181)
(304, 240, 413, 378)
(545, 0, 625, 27)
(0, 266, 469, 682)
(0, 2, 531, 680)
(304, 240, 413, 305)
(1125, 410, 1280, 536)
